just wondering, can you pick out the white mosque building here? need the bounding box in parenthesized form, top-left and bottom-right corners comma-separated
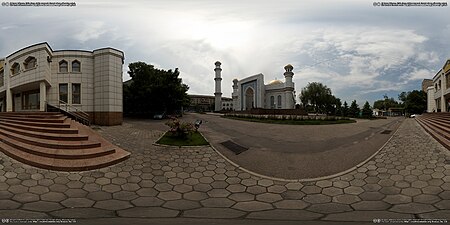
(214, 61, 296, 111)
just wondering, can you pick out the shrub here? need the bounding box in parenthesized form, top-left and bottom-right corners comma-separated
(165, 117, 195, 139)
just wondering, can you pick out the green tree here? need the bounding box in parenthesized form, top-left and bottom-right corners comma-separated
(348, 100, 360, 117)
(403, 90, 426, 114)
(335, 98, 343, 116)
(124, 62, 190, 116)
(342, 101, 349, 117)
(300, 82, 335, 114)
(373, 95, 401, 110)
(362, 101, 372, 118)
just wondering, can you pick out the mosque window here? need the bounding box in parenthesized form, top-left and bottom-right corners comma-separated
(270, 96, 275, 109)
(72, 83, 81, 104)
(10, 63, 20, 75)
(24, 56, 37, 70)
(277, 95, 282, 108)
(72, 60, 81, 72)
(59, 60, 68, 73)
(59, 83, 68, 103)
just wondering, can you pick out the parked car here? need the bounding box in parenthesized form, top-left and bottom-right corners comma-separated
(410, 114, 416, 118)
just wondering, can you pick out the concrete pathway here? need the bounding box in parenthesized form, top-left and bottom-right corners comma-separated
(0, 118, 448, 224)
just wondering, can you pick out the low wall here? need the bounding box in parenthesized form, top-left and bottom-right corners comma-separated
(225, 113, 348, 120)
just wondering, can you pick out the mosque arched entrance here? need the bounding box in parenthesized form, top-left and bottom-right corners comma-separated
(244, 87, 254, 110)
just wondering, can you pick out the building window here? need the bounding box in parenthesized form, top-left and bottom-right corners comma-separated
(0, 70, 3, 87)
(59, 60, 68, 73)
(439, 80, 442, 89)
(24, 56, 37, 70)
(270, 96, 275, 109)
(59, 83, 68, 103)
(277, 95, 282, 108)
(72, 60, 81, 72)
(72, 83, 81, 104)
(10, 63, 20, 75)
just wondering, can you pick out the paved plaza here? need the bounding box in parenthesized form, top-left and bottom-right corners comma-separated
(0, 117, 449, 224)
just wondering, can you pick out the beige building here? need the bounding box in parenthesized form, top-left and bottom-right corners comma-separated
(0, 42, 124, 125)
(426, 59, 450, 112)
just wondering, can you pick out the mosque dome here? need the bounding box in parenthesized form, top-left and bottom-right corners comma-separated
(268, 79, 284, 85)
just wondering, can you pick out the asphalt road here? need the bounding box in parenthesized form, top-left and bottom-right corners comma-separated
(186, 113, 403, 179)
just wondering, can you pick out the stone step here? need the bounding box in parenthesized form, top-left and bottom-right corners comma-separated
(0, 124, 87, 141)
(0, 121, 78, 134)
(0, 141, 130, 171)
(0, 128, 100, 149)
(0, 118, 71, 128)
(0, 115, 66, 123)
(416, 118, 450, 149)
(419, 117, 450, 131)
(0, 134, 115, 159)
(0, 112, 64, 119)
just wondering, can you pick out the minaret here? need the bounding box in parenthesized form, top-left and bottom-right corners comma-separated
(214, 61, 222, 112)
(284, 64, 295, 109)
(232, 79, 238, 111)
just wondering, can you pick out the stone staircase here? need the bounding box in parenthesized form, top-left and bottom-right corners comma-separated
(415, 112, 450, 149)
(0, 112, 130, 171)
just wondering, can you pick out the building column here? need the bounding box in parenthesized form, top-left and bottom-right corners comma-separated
(40, 82, 46, 111)
(6, 88, 12, 112)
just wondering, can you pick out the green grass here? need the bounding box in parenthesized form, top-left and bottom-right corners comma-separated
(223, 116, 356, 125)
(157, 131, 209, 146)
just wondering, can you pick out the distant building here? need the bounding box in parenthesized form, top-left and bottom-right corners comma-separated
(0, 43, 124, 125)
(213, 61, 296, 111)
(425, 59, 450, 112)
(422, 79, 433, 93)
(188, 94, 232, 112)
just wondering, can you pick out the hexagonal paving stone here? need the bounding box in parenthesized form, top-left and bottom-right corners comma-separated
(241, 179, 257, 187)
(316, 180, 332, 188)
(285, 182, 303, 190)
(201, 198, 235, 208)
(94, 199, 133, 210)
(0, 200, 21, 209)
(22, 201, 64, 212)
(102, 184, 121, 193)
(207, 189, 231, 198)
(61, 198, 95, 208)
(332, 194, 361, 204)
(383, 195, 412, 204)
(117, 207, 179, 218)
(303, 194, 331, 204)
(233, 201, 273, 211)
(401, 187, 422, 197)
(29, 186, 49, 195)
(184, 191, 209, 201)
(343, 186, 364, 195)
(183, 207, 245, 219)
(12, 193, 39, 203)
(158, 191, 182, 201)
(257, 179, 274, 187)
(246, 186, 266, 195)
(8, 184, 28, 194)
(274, 200, 309, 209)
(256, 193, 283, 203)
(281, 190, 305, 200)
(131, 196, 164, 207)
(434, 200, 450, 210)
(226, 184, 246, 193)
(351, 200, 391, 210)
(86, 191, 112, 201)
(322, 187, 344, 197)
(41, 192, 67, 202)
(302, 185, 322, 194)
(307, 202, 353, 214)
(412, 194, 441, 204)
(359, 191, 385, 201)
(163, 199, 202, 210)
(229, 193, 255, 202)
(390, 203, 437, 214)
(113, 191, 139, 201)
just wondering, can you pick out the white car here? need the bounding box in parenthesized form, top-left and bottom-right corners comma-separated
(410, 114, 416, 118)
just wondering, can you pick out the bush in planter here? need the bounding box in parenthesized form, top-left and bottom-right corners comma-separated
(165, 117, 195, 139)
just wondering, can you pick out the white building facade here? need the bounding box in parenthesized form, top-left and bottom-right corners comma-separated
(0, 43, 124, 125)
(229, 64, 295, 111)
(426, 59, 450, 113)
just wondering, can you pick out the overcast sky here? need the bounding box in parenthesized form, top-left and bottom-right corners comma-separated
(1, 0, 449, 105)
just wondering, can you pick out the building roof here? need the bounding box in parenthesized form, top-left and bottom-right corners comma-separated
(268, 79, 284, 85)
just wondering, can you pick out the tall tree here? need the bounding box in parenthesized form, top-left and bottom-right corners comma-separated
(300, 82, 335, 114)
(362, 101, 372, 118)
(124, 62, 190, 116)
(348, 100, 360, 117)
(342, 101, 349, 117)
(403, 90, 427, 114)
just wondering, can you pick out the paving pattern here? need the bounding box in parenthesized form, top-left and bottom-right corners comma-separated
(0, 118, 449, 222)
